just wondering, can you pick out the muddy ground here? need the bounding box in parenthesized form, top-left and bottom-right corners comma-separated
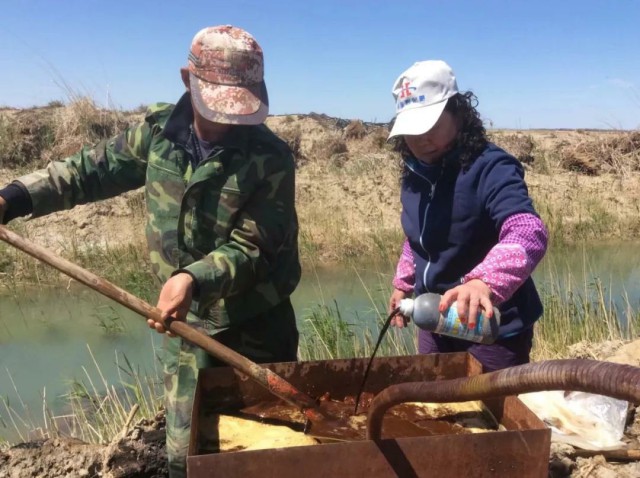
(0, 413, 167, 478)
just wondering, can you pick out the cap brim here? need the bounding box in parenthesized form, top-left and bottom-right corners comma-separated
(388, 99, 448, 139)
(190, 72, 269, 125)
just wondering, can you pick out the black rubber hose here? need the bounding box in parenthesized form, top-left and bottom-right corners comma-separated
(354, 307, 400, 414)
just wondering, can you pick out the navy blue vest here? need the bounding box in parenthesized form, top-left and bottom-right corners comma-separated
(400, 143, 543, 336)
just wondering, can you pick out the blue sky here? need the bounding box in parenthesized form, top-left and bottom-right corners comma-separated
(1, 0, 639, 129)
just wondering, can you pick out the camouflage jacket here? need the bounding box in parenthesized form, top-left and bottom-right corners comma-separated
(17, 93, 301, 329)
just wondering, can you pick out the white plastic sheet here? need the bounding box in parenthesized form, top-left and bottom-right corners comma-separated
(519, 391, 628, 450)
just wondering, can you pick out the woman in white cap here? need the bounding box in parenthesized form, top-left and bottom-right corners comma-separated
(387, 60, 548, 371)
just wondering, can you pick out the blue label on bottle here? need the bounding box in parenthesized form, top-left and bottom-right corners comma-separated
(437, 304, 485, 342)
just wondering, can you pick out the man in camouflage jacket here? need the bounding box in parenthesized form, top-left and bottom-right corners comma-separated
(0, 25, 300, 477)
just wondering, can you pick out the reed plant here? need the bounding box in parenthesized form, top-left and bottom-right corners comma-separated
(531, 249, 640, 360)
(297, 251, 640, 363)
(298, 263, 416, 361)
(0, 345, 162, 445)
(61, 346, 161, 444)
(297, 301, 416, 361)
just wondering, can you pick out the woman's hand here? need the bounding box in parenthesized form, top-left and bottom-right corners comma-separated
(439, 279, 493, 329)
(148, 273, 195, 337)
(388, 288, 410, 328)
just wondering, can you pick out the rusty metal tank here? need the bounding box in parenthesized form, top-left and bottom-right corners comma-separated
(187, 352, 550, 478)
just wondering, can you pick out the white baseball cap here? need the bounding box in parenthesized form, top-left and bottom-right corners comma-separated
(388, 60, 459, 138)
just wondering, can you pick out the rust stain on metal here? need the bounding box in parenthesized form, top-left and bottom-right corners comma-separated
(188, 353, 551, 478)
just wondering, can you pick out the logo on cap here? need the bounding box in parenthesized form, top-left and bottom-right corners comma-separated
(396, 80, 427, 111)
(399, 81, 416, 99)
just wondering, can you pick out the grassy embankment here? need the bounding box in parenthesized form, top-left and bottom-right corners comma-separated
(1, 99, 640, 444)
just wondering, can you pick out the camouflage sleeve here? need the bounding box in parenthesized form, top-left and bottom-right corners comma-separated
(15, 122, 152, 217)
(180, 154, 296, 305)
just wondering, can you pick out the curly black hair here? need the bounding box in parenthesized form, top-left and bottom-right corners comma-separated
(391, 91, 488, 171)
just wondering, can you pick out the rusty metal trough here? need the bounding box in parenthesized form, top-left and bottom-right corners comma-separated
(187, 352, 551, 478)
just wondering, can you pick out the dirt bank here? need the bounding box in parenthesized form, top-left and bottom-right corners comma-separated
(2, 106, 640, 262)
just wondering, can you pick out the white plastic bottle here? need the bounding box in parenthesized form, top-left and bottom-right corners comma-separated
(398, 292, 501, 344)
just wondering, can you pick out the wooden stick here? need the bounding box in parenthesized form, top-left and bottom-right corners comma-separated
(571, 447, 640, 462)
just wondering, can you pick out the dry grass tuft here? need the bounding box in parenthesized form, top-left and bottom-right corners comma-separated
(343, 120, 366, 140)
(0, 98, 141, 170)
(47, 98, 133, 161)
(491, 133, 536, 164)
(311, 134, 348, 162)
(0, 109, 55, 168)
(555, 131, 640, 176)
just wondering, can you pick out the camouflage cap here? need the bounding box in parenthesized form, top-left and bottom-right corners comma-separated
(188, 25, 269, 125)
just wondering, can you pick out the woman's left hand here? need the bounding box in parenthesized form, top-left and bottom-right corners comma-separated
(439, 279, 494, 329)
(388, 288, 410, 328)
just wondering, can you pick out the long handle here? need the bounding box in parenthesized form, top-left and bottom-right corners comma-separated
(0, 225, 324, 422)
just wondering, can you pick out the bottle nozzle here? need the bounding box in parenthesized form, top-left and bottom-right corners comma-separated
(398, 298, 415, 317)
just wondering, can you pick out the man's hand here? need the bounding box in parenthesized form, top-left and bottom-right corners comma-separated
(439, 279, 494, 329)
(0, 196, 7, 224)
(388, 288, 410, 328)
(148, 273, 195, 336)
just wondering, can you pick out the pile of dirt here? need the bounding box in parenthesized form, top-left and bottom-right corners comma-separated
(15, 189, 147, 256)
(0, 438, 104, 478)
(566, 340, 627, 361)
(0, 413, 166, 478)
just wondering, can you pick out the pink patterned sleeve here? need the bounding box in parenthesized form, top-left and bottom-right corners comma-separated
(463, 213, 548, 304)
(392, 239, 415, 293)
